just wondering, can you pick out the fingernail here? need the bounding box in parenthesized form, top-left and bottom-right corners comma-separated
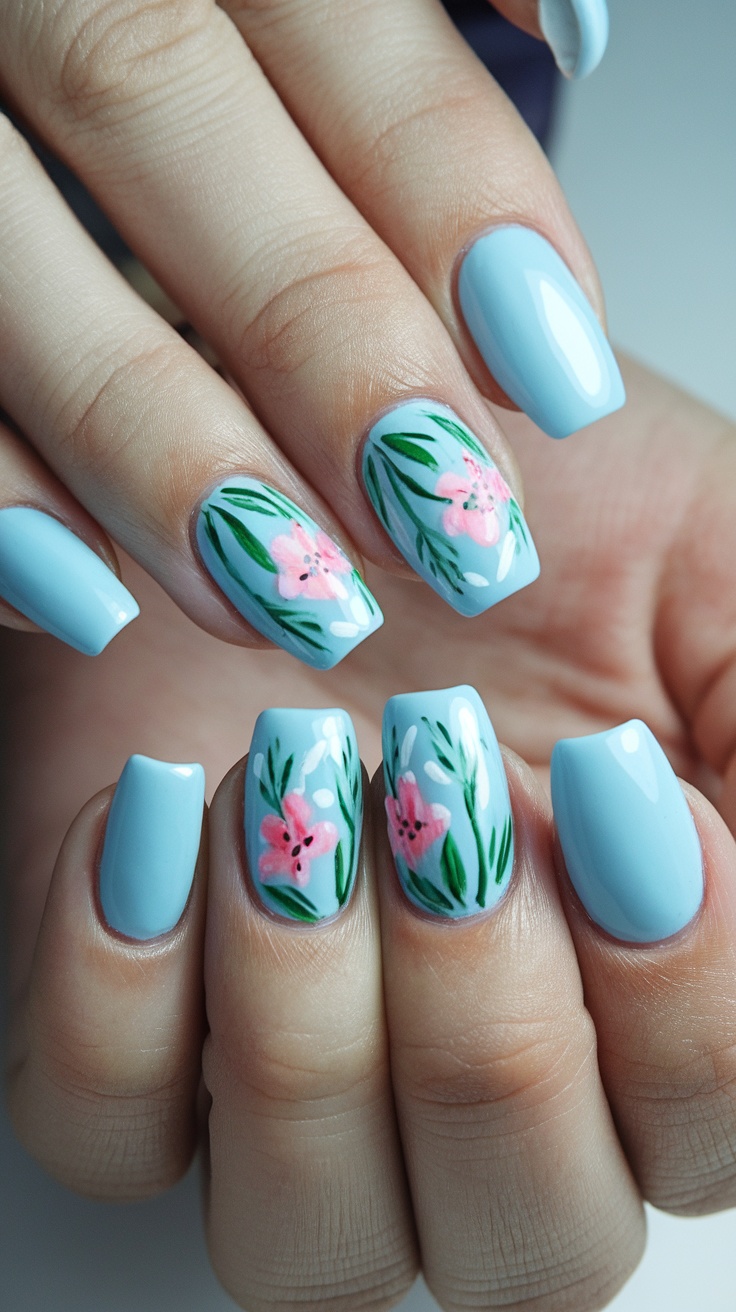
(551, 720, 704, 943)
(458, 225, 625, 438)
(362, 400, 539, 615)
(0, 506, 139, 655)
(99, 755, 205, 941)
(245, 708, 362, 923)
(539, 0, 609, 80)
(382, 685, 513, 918)
(197, 480, 383, 669)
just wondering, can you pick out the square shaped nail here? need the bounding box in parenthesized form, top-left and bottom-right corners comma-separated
(99, 755, 205, 941)
(382, 685, 513, 918)
(0, 506, 139, 655)
(362, 401, 539, 616)
(551, 720, 704, 943)
(197, 479, 383, 669)
(245, 708, 362, 923)
(458, 225, 625, 438)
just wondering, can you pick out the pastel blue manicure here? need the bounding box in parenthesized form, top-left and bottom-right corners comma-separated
(0, 506, 139, 655)
(382, 685, 513, 918)
(245, 708, 362, 923)
(363, 401, 539, 616)
(551, 720, 704, 944)
(99, 755, 205, 941)
(539, 0, 609, 80)
(458, 225, 625, 439)
(197, 479, 383, 670)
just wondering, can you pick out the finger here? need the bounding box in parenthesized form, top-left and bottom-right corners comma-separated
(2, 5, 541, 619)
(0, 118, 382, 668)
(229, 0, 624, 437)
(377, 686, 645, 1311)
(7, 755, 206, 1200)
(203, 711, 417, 1312)
(552, 719, 736, 1215)
(0, 422, 138, 652)
(490, 0, 610, 80)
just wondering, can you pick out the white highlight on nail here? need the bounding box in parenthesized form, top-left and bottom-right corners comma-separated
(330, 620, 360, 637)
(620, 727, 640, 754)
(463, 571, 489, 588)
(400, 724, 417, 769)
(424, 760, 452, 785)
(457, 701, 490, 810)
(349, 595, 371, 627)
(539, 278, 604, 397)
(252, 752, 264, 780)
(496, 531, 517, 582)
(312, 788, 335, 808)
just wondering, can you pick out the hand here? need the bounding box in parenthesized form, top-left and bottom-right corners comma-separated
(5, 360, 736, 1310)
(0, 0, 621, 669)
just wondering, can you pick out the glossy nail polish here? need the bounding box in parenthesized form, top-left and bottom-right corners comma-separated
(458, 225, 625, 438)
(382, 686, 513, 918)
(362, 400, 539, 615)
(99, 755, 205, 941)
(197, 479, 383, 670)
(245, 708, 362, 923)
(0, 506, 139, 654)
(551, 720, 704, 943)
(539, 0, 609, 80)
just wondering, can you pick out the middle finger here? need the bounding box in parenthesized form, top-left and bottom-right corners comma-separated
(3, 0, 540, 618)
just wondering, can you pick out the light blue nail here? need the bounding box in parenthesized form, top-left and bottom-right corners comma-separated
(197, 479, 383, 670)
(245, 708, 362, 923)
(539, 0, 609, 80)
(363, 401, 539, 616)
(551, 720, 704, 944)
(99, 755, 205, 941)
(458, 225, 625, 439)
(382, 686, 513, 918)
(0, 506, 139, 655)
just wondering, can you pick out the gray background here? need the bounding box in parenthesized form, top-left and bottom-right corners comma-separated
(2, 0, 735, 1306)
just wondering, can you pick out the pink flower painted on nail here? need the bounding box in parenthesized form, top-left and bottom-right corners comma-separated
(385, 772, 450, 867)
(271, 521, 352, 601)
(435, 451, 511, 547)
(259, 792, 338, 887)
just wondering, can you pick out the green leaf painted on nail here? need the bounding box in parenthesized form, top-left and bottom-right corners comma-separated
(264, 885, 321, 922)
(440, 831, 467, 903)
(406, 868, 455, 914)
(425, 412, 487, 461)
(212, 505, 277, 573)
(389, 464, 450, 502)
(380, 434, 439, 469)
(496, 815, 513, 885)
(335, 842, 349, 906)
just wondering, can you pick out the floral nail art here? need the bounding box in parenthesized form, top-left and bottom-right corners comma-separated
(382, 685, 513, 918)
(362, 401, 539, 616)
(245, 708, 362, 922)
(197, 479, 383, 669)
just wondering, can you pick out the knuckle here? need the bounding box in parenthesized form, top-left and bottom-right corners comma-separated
(37, 0, 215, 117)
(54, 334, 185, 486)
(403, 1007, 598, 1127)
(205, 1016, 387, 1115)
(214, 1242, 416, 1312)
(623, 1040, 736, 1215)
(228, 230, 393, 383)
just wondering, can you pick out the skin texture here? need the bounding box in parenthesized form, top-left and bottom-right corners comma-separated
(5, 361, 736, 1309)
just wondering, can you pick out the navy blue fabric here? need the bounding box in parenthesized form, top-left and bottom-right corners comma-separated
(443, 1, 559, 145)
(3, 3, 558, 262)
